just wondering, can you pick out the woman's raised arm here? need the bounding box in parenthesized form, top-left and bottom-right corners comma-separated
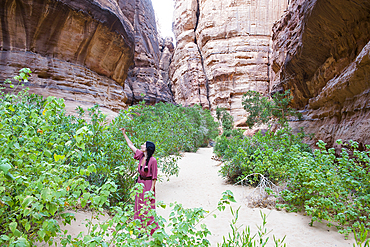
(120, 128, 138, 153)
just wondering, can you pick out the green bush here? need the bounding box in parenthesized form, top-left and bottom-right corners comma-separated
(242, 90, 301, 129)
(278, 140, 370, 237)
(0, 87, 114, 246)
(214, 128, 310, 184)
(216, 88, 370, 237)
(0, 69, 219, 246)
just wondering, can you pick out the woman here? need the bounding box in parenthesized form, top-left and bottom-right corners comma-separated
(120, 128, 159, 235)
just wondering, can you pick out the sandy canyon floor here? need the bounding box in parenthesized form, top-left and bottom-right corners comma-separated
(39, 147, 356, 246)
(156, 148, 355, 247)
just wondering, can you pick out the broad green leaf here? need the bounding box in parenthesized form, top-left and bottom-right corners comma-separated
(23, 207, 32, 216)
(13, 142, 20, 150)
(21, 196, 34, 209)
(9, 222, 17, 233)
(41, 188, 51, 201)
(31, 136, 40, 143)
(54, 154, 65, 162)
(14, 229, 22, 237)
(0, 161, 12, 174)
(25, 222, 31, 232)
(38, 229, 46, 240)
(14, 237, 30, 247)
(87, 164, 96, 174)
(44, 149, 52, 157)
(5, 172, 15, 180)
(49, 203, 57, 216)
(1, 235, 10, 241)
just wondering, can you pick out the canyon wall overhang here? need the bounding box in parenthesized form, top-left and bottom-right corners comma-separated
(0, 0, 135, 111)
(271, 0, 370, 147)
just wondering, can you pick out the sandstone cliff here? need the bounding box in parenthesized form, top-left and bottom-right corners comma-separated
(271, 0, 370, 147)
(0, 0, 135, 110)
(123, 0, 175, 105)
(170, 0, 289, 120)
(0, 0, 174, 112)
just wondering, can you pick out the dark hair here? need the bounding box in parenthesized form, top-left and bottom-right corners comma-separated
(144, 141, 155, 171)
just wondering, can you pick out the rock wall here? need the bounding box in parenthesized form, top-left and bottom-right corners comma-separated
(170, 0, 289, 120)
(0, 0, 174, 111)
(271, 0, 370, 147)
(0, 0, 135, 110)
(122, 0, 175, 105)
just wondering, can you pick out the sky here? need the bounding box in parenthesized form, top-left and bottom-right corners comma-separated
(151, 0, 176, 42)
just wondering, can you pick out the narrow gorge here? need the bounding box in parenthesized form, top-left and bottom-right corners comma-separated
(1, 0, 369, 147)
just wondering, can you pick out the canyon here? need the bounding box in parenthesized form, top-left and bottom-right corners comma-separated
(170, 0, 370, 147)
(1, 0, 369, 147)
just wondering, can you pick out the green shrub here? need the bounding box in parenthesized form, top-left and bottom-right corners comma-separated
(0, 69, 219, 246)
(214, 128, 310, 184)
(0, 86, 114, 246)
(216, 88, 370, 237)
(242, 90, 301, 130)
(278, 140, 370, 237)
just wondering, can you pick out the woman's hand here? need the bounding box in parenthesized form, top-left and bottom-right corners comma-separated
(120, 128, 137, 153)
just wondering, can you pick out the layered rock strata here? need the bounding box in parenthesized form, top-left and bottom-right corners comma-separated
(0, 0, 135, 110)
(123, 0, 175, 105)
(1, 0, 175, 111)
(271, 0, 370, 147)
(170, 0, 289, 119)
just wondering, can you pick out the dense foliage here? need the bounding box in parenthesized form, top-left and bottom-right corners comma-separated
(242, 90, 301, 129)
(215, 107, 234, 137)
(215, 89, 370, 239)
(214, 128, 310, 184)
(0, 69, 219, 246)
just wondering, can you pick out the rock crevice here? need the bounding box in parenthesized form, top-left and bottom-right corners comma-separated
(170, 0, 289, 119)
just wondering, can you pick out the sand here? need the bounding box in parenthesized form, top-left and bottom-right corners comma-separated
(156, 148, 356, 247)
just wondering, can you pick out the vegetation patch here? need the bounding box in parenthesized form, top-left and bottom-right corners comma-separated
(215, 90, 370, 241)
(0, 69, 220, 246)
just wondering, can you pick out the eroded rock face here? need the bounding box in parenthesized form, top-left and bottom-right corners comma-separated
(170, 0, 289, 119)
(0, 0, 135, 110)
(123, 0, 175, 105)
(271, 0, 370, 147)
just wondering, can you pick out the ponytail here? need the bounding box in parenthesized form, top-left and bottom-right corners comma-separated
(144, 141, 155, 170)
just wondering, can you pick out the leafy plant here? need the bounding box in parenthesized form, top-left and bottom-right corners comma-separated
(214, 127, 310, 184)
(216, 87, 369, 238)
(60, 189, 237, 247)
(242, 90, 301, 130)
(0, 68, 220, 246)
(219, 209, 286, 247)
(216, 107, 234, 137)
